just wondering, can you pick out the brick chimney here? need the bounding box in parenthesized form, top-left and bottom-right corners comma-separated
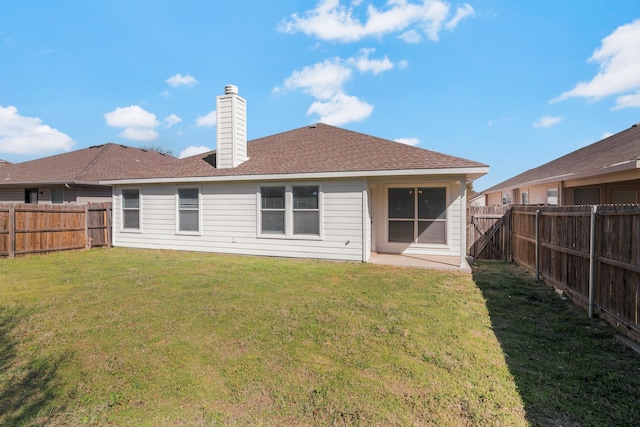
(216, 85, 247, 168)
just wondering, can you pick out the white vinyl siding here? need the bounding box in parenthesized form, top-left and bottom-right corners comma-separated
(112, 180, 365, 261)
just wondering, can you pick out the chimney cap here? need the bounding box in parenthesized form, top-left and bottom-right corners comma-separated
(225, 85, 238, 95)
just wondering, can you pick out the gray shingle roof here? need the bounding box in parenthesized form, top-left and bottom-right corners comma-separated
(481, 123, 640, 193)
(0, 143, 179, 185)
(117, 123, 487, 180)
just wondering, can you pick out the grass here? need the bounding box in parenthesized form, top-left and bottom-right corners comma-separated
(0, 249, 638, 426)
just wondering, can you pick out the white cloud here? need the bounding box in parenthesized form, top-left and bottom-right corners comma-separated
(533, 115, 562, 128)
(104, 105, 159, 128)
(119, 128, 159, 141)
(307, 93, 373, 125)
(277, 49, 403, 126)
(196, 111, 217, 127)
(104, 105, 160, 141)
(178, 145, 212, 159)
(349, 48, 394, 74)
(553, 19, 640, 106)
(394, 137, 420, 146)
(601, 132, 614, 139)
(445, 4, 475, 31)
(166, 73, 199, 87)
(0, 105, 75, 155)
(279, 0, 474, 43)
(613, 90, 640, 110)
(399, 29, 422, 43)
(163, 114, 182, 128)
(282, 58, 352, 99)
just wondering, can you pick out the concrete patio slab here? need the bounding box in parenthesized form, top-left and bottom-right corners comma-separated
(369, 253, 472, 273)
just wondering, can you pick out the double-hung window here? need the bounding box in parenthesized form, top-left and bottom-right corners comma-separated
(261, 186, 286, 234)
(178, 188, 199, 232)
(388, 187, 446, 244)
(293, 186, 319, 235)
(122, 189, 140, 230)
(260, 185, 320, 237)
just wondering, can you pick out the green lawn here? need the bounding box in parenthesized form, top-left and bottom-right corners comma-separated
(0, 249, 638, 426)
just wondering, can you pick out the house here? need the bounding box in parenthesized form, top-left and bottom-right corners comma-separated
(0, 144, 179, 204)
(102, 85, 488, 265)
(477, 123, 640, 206)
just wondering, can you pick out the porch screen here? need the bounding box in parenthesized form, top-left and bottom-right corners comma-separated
(388, 187, 446, 244)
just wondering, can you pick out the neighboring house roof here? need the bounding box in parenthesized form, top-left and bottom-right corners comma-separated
(104, 123, 488, 184)
(0, 143, 179, 186)
(481, 123, 640, 194)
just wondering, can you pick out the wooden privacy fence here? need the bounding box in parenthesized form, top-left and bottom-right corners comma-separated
(468, 205, 640, 341)
(0, 203, 112, 258)
(467, 205, 511, 261)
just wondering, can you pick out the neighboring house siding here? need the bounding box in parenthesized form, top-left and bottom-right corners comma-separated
(76, 186, 112, 204)
(487, 192, 501, 206)
(0, 188, 25, 203)
(112, 179, 366, 261)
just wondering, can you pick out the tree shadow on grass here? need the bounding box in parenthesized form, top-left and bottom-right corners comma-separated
(472, 262, 640, 427)
(0, 306, 66, 426)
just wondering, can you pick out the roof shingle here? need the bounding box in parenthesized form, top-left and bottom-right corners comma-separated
(481, 123, 640, 193)
(0, 143, 179, 185)
(119, 123, 487, 180)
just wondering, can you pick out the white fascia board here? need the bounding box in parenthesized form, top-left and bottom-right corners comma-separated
(101, 166, 490, 185)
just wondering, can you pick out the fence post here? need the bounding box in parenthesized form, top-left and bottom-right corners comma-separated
(535, 209, 540, 281)
(588, 205, 597, 318)
(84, 204, 90, 249)
(9, 205, 15, 258)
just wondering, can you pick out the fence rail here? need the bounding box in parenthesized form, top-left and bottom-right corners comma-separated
(0, 203, 112, 257)
(468, 204, 640, 342)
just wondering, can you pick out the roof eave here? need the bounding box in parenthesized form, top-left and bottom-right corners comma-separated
(101, 166, 490, 185)
(483, 160, 640, 194)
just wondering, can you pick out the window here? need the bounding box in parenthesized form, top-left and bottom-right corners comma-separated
(388, 187, 446, 244)
(547, 188, 558, 206)
(293, 186, 319, 235)
(574, 187, 600, 205)
(261, 187, 285, 234)
(259, 185, 321, 237)
(51, 189, 64, 204)
(521, 192, 529, 205)
(25, 188, 38, 204)
(612, 190, 637, 204)
(178, 188, 199, 232)
(502, 192, 512, 205)
(122, 189, 140, 229)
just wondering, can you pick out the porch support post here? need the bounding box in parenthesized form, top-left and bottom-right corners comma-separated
(361, 179, 369, 262)
(460, 178, 467, 268)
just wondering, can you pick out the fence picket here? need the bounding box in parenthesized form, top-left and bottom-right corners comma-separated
(468, 204, 640, 341)
(0, 203, 112, 258)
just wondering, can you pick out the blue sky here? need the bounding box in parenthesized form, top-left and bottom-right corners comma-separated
(1, 0, 640, 190)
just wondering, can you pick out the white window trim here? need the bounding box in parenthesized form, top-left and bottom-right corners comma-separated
(175, 186, 202, 235)
(121, 187, 142, 233)
(384, 183, 450, 248)
(257, 183, 323, 240)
